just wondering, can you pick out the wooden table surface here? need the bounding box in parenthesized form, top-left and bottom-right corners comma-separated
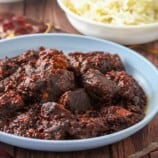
(0, 0, 158, 158)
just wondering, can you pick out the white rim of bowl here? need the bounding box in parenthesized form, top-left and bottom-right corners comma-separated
(57, 0, 158, 29)
(0, 33, 158, 144)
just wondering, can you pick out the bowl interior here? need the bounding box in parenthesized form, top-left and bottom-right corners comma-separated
(58, 0, 158, 29)
(57, 0, 158, 45)
(0, 34, 158, 151)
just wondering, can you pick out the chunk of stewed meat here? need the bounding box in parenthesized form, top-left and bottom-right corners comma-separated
(127, 104, 144, 115)
(40, 102, 73, 139)
(18, 69, 75, 102)
(51, 69, 75, 98)
(69, 116, 108, 139)
(82, 69, 119, 104)
(36, 49, 69, 72)
(0, 90, 24, 118)
(100, 106, 144, 132)
(39, 119, 70, 140)
(68, 51, 125, 76)
(59, 88, 91, 114)
(105, 71, 147, 107)
(0, 57, 19, 80)
(41, 102, 72, 119)
(0, 49, 38, 81)
(80, 51, 125, 74)
(0, 66, 26, 94)
(68, 52, 87, 76)
(17, 74, 46, 101)
(17, 49, 39, 64)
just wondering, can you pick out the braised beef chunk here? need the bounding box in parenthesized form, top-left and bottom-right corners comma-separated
(68, 52, 87, 76)
(0, 68, 24, 93)
(127, 104, 144, 115)
(0, 50, 38, 87)
(17, 50, 39, 65)
(0, 48, 147, 140)
(40, 102, 72, 139)
(36, 49, 69, 72)
(82, 69, 119, 104)
(0, 57, 19, 80)
(68, 51, 125, 76)
(69, 117, 108, 139)
(105, 71, 147, 107)
(18, 69, 75, 102)
(49, 69, 75, 99)
(0, 90, 24, 117)
(39, 119, 70, 140)
(80, 51, 125, 74)
(41, 102, 72, 119)
(17, 74, 46, 100)
(101, 106, 144, 132)
(59, 88, 91, 114)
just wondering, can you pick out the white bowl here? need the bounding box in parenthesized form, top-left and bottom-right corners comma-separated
(0, 34, 158, 151)
(57, 0, 158, 45)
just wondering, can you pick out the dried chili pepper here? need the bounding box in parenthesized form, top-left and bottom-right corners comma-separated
(0, 12, 52, 39)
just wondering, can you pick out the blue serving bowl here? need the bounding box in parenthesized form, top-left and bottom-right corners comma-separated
(0, 34, 158, 151)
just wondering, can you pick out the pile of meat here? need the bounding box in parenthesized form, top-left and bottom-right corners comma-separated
(0, 48, 147, 140)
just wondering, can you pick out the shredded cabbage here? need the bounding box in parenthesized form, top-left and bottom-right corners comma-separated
(63, 0, 158, 25)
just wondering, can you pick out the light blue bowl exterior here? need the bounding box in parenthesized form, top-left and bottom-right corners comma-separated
(0, 34, 158, 151)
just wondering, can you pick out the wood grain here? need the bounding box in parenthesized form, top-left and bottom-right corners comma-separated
(44, 0, 79, 33)
(0, 143, 15, 157)
(0, 1, 24, 15)
(0, 1, 158, 158)
(24, 0, 46, 21)
(15, 146, 110, 158)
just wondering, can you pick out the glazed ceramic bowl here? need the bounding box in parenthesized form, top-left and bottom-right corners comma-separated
(0, 34, 158, 151)
(57, 0, 158, 45)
